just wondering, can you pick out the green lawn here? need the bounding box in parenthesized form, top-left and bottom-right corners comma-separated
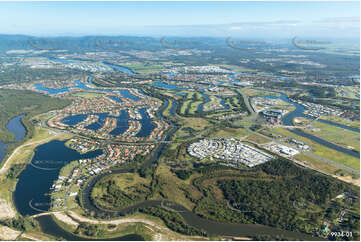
(320, 115, 360, 130)
(72, 91, 104, 99)
(306, 121, 360, 152)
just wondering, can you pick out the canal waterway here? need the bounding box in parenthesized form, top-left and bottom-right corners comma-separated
(109, 110, 130, 136)
(34, 81, 140, 101)
(108, 95, 122, 103)
(103, 62, 136, 75)
(61, 109, 155, 137)
(152, 81, 185, 90)
(136, 108, 156, 137)
(61, 114, 88, 126)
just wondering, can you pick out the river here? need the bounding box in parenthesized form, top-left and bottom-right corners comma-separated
(79, 169, 321, 241)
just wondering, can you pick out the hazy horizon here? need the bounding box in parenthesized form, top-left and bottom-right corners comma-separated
(0, 1, 359, 41)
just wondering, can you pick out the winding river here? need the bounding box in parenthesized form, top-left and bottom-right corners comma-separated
(79, 168, 321, 241)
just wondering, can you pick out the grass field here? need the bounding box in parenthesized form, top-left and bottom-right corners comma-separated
(294, 153, 359, 186)
(180, 100, 191, 115)
(208, 127, 250, 139)
(274, 127, 360, 171)
(120, 63, 163, 74)
(294, 153, 354, 176)
(152, 164, 203, 210)
(72, 91, 104, 99)
(52, 212, 154, 240)
(179, 92, 204, 115)
(218, 64, 257, 72)
(306, 121, 360, 152)
(180, 117, 209, 131)
(172, 117, 210, 140)
(162, 99, 173, 117)
(242, 88, 281, 97)
(92, 172, 151, 197)
(188, 101, 203, 114)
(245, 134, 271, 144)
(224, 96, 241, 110)
(91, 172, 152, 210)
(202, 96, 222, 112)
(320, 115, 360, 130)
(53, 209, 209, 241)
(336, 85, 360, 99)
(293, 117, 313, 126)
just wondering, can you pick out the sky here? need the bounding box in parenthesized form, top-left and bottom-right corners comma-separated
(0, 1, 359, 40)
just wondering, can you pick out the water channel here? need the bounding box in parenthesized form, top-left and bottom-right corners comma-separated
(79, 169, 321, 241)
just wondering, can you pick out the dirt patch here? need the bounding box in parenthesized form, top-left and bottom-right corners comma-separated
(0, 225, 21, 240)
(333, 175, 360, 187)
(65, 211, 208, 241)
(67, 210, 162, 229)
(0, 198, 16, 220)
(22, 232, 51, 241)
(53, 212, 79, 227)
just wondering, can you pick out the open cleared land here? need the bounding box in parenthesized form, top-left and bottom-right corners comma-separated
(274, 127, 360, 171)
(320, 115, 360, 130)
(120, 63, 164, 74)
(72, 91, 104, 99)
(305, 120, 360, 152)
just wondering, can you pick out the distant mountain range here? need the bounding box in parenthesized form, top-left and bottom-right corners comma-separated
(0, 33, 358, 54)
